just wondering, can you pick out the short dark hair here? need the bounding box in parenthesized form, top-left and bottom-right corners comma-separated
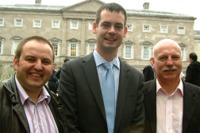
(15, 36, 55, 61)
(95, 3, 127, 26)
(63, 58, 70, 63)
(189, 52, 198, 61)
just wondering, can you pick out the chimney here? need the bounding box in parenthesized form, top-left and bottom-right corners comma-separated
(35, 0, 42, 4)
(143, 2, 149, 10)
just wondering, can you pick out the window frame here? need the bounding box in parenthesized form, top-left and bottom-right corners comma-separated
(51, 20, 60, 29)
(33, 19, 42, 28)
(70, 20, 79, 29)
(160, 25, 168, 34)
(14, 18, 23, 27)
(0, 18, 4, 27)
(177, 26, 185, 35)
(143, 24, 151, 32)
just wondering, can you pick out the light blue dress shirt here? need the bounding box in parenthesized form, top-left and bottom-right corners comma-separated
(93, 50, 120, 107)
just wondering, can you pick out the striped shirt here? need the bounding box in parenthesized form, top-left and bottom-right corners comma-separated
(15, 76, 59, 133)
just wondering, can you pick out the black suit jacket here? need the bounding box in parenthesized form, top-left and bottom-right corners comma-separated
(185, 61, 200, 87)
(143, 65, 154, 82)
(58, 53, 145, 133)
(144, 80, 200, 133)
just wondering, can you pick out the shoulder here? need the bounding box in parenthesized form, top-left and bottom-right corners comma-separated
(122, 61, 142, 75)
(184, 82, 200, 93)
(64, 54, 93, 66)
(144, 80, 155, 89)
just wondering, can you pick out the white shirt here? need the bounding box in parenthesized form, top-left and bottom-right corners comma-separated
(156, 79, 183, 133)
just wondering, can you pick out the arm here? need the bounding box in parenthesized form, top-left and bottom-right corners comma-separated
(58, 63, 81, 133)
(128, 74, 145, 133)
(143, 66, 150, 82)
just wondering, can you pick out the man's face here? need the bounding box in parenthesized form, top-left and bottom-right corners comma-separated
(93, 10, 127, 53)
(14, 40, 53, 93)
(153, 43, 182, 82)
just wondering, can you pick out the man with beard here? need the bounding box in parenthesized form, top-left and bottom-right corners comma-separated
(144, 39, 200, 133)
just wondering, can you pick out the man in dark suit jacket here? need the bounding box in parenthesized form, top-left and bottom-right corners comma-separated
(143, 65, 154, 82)
(58, 3, 145, 133)
(144, 80, 200, 133)
(185, 52, 200, 87)
(144, 39, 200, 133)
(143, 58, 155, 82)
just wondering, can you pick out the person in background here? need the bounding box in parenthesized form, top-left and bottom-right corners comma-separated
(48, 63, 59, 94)
(185, 52, 200, 87)
(58, 2, 145, 133)
(56, 57, 70, 79)
(0, 36, 66, 133)
(144, 39, 200, 133)
(143, 58, 155, 82)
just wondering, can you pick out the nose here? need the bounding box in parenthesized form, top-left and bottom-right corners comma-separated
(34, 60, 43, 70)
(108, 26, 116, 34)
(166, 57, 174, 66)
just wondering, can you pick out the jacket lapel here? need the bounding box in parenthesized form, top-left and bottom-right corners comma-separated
(12, 96, 30, 133)
(6, 76, 30, 133)
(182, 83, 198, 132)
(114, 62, 130, 129)
(144, 80, 157, 133)
(82, 54, 106, 120)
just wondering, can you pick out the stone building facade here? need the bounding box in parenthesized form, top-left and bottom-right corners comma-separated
(0, 0, 198, 72)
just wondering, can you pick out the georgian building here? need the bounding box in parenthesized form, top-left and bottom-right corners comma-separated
(0, 0, 198, 72)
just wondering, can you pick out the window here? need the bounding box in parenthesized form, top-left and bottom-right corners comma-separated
(123, 44, 133, 59)
(70, 20, 79, 29)
(181, 47, 186, 61)
(33, 19, 42, 28)
(141, 45, 152, 60)
(11, 39, 21, 55)
(0, 18, 4, 27)
(0, 38, 3, 54)
(51, 42, 59, 56)
(127, 24, 133, 32)
(52, 20, 60, 29)
(14, 18, 23, 27)
(87, 43, 96, 54)
(50, 38, 61, 56)
(143, 24, 151, 32)
(177, 26, 185, 34)
(88, 21, 93, 30)
(69, 43, 79, 56)
(160, 25, 168, 33)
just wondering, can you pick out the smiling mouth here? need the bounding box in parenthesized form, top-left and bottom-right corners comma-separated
(30, 73, 43, 78)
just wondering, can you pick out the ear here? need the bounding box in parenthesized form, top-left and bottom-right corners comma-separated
(92, 22, 97, 34)
(13, 56, 19, 70)
(123, 26, 128, 38)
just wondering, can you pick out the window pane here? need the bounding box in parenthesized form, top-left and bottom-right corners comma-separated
(0, 18, 4, 26)
(70, 43, 77, 56)
(125, 45, 132, 58)
(143, 46, 150, 59)
(52, 42, 58, 56)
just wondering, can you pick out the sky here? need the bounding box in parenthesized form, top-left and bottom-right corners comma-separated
(0, 0, 199, 30)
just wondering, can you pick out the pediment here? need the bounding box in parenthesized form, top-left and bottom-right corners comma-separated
(67, 38, 80, 42)
(124, 40, 134, 45)
(140, 41, 153, 45)
(62, 0, 105, 13)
